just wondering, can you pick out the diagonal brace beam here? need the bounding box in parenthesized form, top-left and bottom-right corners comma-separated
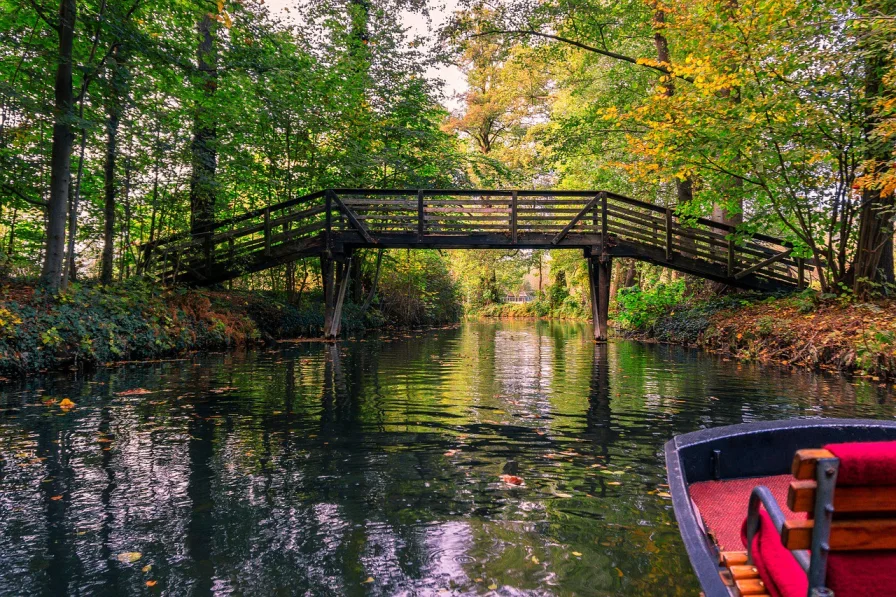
(733, 248, 792, 280)
(327, 190, 377, 244)
(551, 193, 603, 245)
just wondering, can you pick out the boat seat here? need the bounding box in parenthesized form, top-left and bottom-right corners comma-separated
(737, 441, 896, 597)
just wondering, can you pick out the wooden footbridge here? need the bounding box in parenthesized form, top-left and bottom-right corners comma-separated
(137, 189, 812, 341)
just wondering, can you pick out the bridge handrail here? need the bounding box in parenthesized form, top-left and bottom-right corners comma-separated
(137, 188, 811, 291)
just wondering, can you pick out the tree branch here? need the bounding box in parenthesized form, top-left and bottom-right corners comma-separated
(472, 29, 694, 82)
(27, 0, 56, 29)
(1, 183, 48, 208)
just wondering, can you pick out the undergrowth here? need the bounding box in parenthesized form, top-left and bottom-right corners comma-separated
(0, 279, 374, 378)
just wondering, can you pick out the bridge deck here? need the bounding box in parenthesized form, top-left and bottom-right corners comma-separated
(138, 188, 809, 294)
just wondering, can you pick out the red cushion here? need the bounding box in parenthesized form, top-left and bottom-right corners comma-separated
(824, 441, 896, 486)
(825, 552, 896, 597)
(741, 511, 808, 597)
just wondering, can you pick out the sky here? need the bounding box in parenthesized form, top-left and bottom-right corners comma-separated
(263, 0, 467, 110)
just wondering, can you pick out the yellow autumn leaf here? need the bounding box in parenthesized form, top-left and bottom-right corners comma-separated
(59, 398, 75, 410)
(116, 552, 142, 564)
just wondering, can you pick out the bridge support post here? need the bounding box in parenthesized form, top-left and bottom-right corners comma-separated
(328, 256, 352, 339)
(588, 253, 612, 342)
(321, 254, 335, 338)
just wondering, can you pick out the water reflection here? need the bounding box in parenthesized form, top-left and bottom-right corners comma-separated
(0, 321, 892, 595)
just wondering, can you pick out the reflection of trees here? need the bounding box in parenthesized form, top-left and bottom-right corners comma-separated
(186, 391, 216, 594)
(3, 322, 894, 595)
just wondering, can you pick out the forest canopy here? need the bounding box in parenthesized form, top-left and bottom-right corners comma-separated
(0, 0, 894, 306)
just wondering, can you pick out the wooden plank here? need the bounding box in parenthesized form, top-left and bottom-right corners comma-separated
(264, 208, 272, 256)
(729, 565, 760, 580)
(552, 195, 601, 245)
(665, 208, 673, 261)
(783, 518, 896, 550)
(720, 551, 749, 567)
(728, 236, 736, 274)
(734, 248, 793, 280)
(329, 192, 376, 244)
(735, 578, 768, 595)
(792, 449, 836, 479)
(511, 190, 518, 244)
(605, 207, 667, 231)
(417, 190, 425, 238)
(600, 191, 608, 241)
(788, 480, 896, 513)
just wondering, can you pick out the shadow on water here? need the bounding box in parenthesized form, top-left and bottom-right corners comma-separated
(0, 320, 893, 595)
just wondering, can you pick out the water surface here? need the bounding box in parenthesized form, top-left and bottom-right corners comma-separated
(1, 320, 893, 595)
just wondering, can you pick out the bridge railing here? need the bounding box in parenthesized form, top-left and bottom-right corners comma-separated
(137, 188, 808, 288)
(335, 189, 806, 287)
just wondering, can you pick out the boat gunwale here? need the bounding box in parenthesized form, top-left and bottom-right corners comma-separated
(665, 418, 896, 597)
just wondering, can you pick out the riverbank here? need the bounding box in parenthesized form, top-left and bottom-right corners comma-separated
(0, 279, 378, 378)
(470, 299, 589, 321)
(621, 291, 896, 380)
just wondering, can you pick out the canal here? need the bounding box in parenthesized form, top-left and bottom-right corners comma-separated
(1, 320, 892, 595)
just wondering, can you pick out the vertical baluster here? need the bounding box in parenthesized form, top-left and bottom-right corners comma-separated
(325, 191, 333, 248)
(264, 207, 271, 256)
(665, 208, 673, 261)
(417, 190, 425, 239)
(511, 190, 518, 244)
(728, 235, 736, 276)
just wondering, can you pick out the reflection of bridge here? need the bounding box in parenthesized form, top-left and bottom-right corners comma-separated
(138, 189, 811, 340)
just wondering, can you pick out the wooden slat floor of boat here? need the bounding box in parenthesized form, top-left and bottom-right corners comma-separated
(689, 474, 806, 551)
(719, 553, 769, 597)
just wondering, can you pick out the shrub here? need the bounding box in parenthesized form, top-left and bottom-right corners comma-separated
(614, 280, 687, 329)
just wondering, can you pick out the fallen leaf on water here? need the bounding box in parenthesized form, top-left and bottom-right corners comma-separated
(97, 438, 113, 443)
(146, 580, 157, 587)
(59, 399, 75, 410)
(444, 450, 459, 457)
(142, 565, 152, 573)
(531, 555, 539, 564)
(50, 495, 63, 501)
(488, 583, 498, 590)
(615, 567, 624, 578)
(474, 578, 483, 583)
(572, 551, 582, 557)
(535, 430, 545, 436)
(553, 491, 573, 498)
(499, 474, 524, 486)
(117, 388, 152, 396)
(362, 577, 374, 584)
(607, 481, 622, 486)
(116, 552, 142, 564)
(657, 491, 671, 498)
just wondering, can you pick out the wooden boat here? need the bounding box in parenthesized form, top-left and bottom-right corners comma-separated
(665, 418, 896, 597)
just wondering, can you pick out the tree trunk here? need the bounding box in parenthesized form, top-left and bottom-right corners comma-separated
(101, 46, 127, 284)
(852, 10, 894, 298)
(40, 0, 77, 291)
(360, 248, 383, 314)
(189, 13, 218, 235)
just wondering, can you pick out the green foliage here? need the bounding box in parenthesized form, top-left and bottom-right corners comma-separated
(0, 279, 401, 376)
(614, 280, 687, 330)
(377, 250, 462, 327)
